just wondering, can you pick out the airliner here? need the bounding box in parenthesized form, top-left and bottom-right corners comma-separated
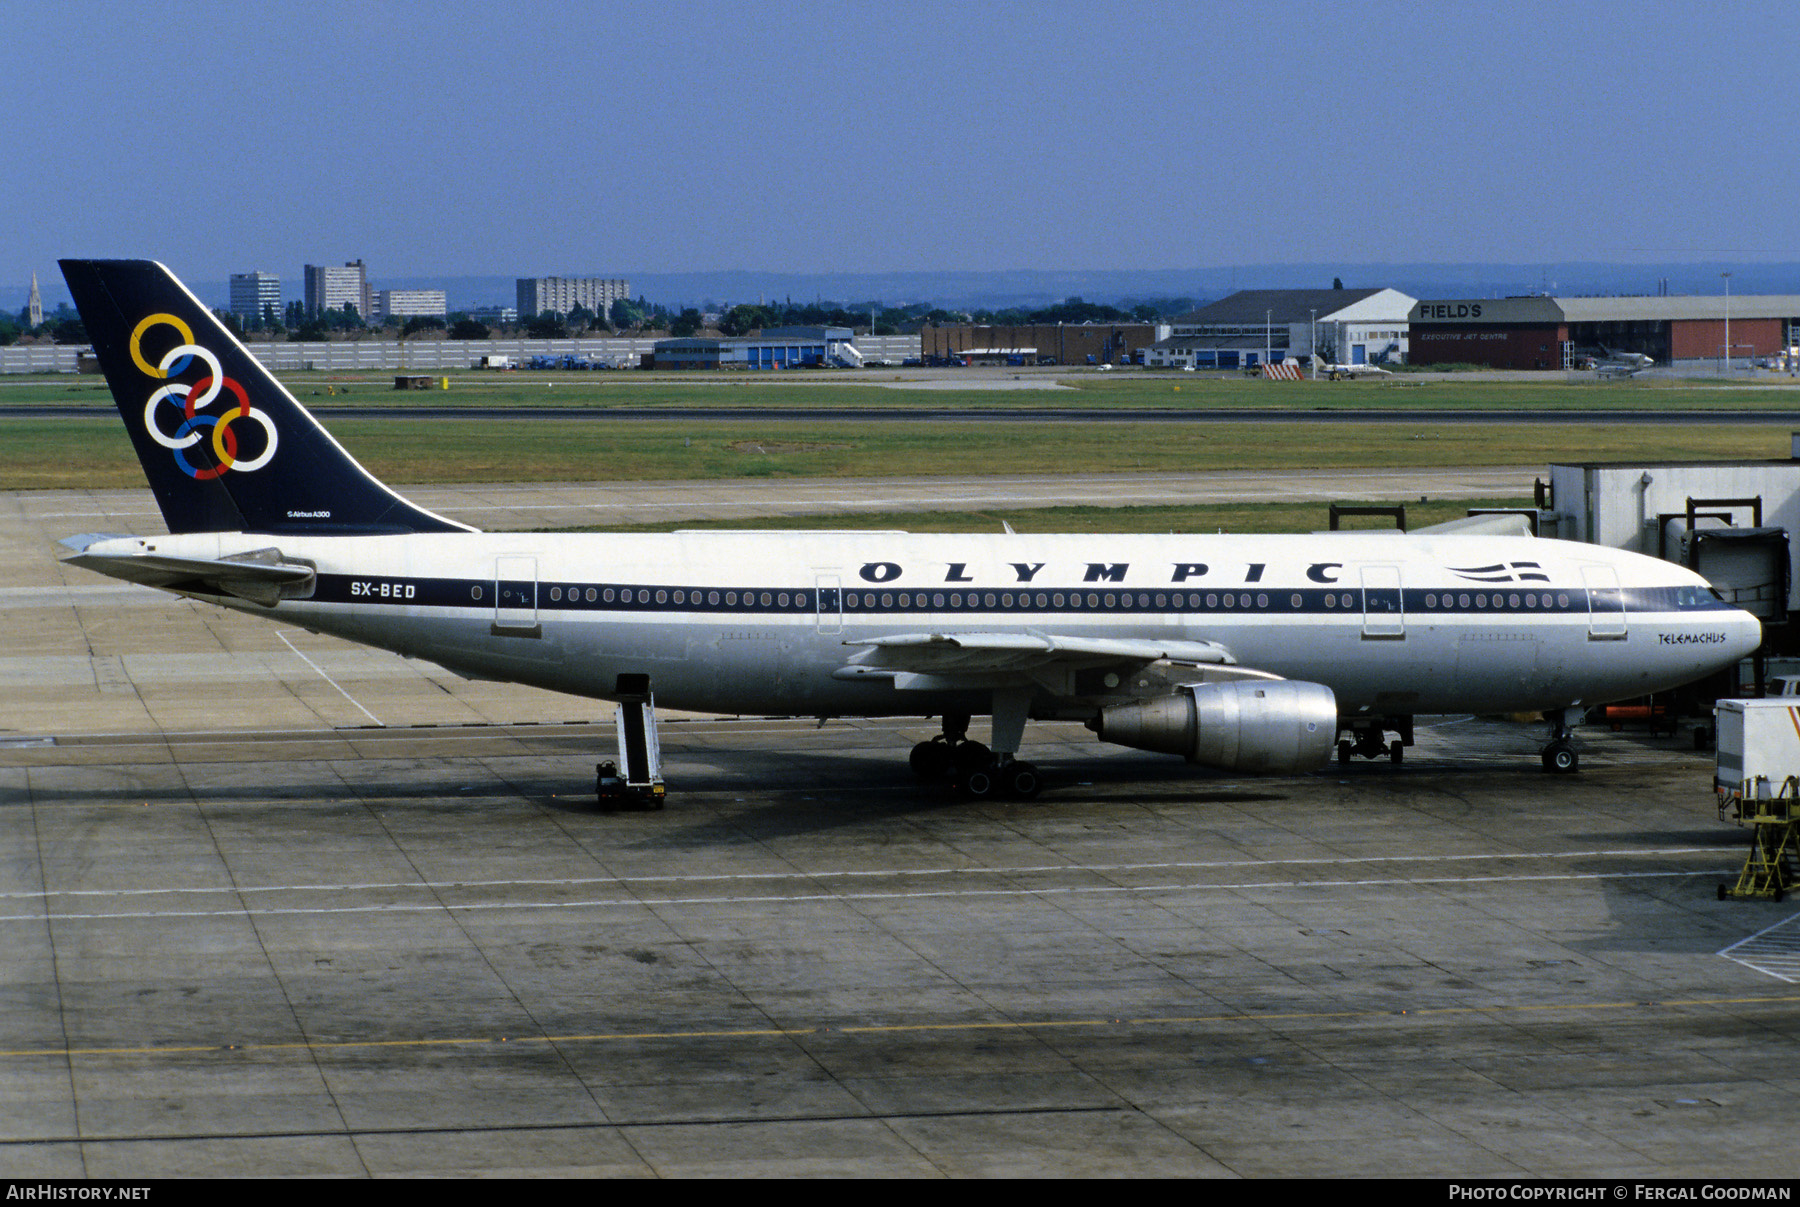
(56, 260, 1761, 800)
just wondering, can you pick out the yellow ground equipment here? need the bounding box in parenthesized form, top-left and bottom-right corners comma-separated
(1717, 775, 1800, 900)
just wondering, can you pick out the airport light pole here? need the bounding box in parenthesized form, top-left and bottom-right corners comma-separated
(1265, 310, 1272, 371)
(1722, 272, 1732, 375)
(1309, 309, 1317, 378)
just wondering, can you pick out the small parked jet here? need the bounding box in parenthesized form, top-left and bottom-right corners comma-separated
(1323, 362, 1393, 380)
(56, 260, 1761, 800)
(1594, 349, 1655, 379)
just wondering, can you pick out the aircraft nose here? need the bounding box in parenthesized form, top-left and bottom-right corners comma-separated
(1728, 609, 1764, 661)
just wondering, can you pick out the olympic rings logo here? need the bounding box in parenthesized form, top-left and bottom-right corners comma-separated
(129, 312, 278, 480)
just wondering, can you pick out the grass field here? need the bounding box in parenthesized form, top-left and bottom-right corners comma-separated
(5, 368, 1800, 413)
(565, 498, 1535, 536)
(3, 414, 1794, 491)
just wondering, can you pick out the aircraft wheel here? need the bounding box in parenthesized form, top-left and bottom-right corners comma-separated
(910, 739, 953, 780)
(1389, 741, 1404, 765)
(1004, 761, 1042, 800)
(1337, 740, 1353, 766)
(958, 767, 998, 799)
(951, 740, 991, 774)
(1541, 741, 1579, 774)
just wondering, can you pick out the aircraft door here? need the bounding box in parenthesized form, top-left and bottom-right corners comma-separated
(1360, 565, 1405, 639)
(493, 555, 540, 636)
(1581, 564, 1627, 640)
(815, 573, 842, 635)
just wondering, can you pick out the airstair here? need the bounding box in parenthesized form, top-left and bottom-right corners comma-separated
(596, 677, 665, 810)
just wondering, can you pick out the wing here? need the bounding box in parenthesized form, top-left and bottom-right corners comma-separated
(834, 630, 1278, 696)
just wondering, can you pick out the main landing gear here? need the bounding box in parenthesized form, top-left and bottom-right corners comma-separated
(909, 698, 1043, 800)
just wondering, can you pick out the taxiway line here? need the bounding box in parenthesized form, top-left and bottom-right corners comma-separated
(0, 846, 1736, 902)
(0, 866, 1735, 923)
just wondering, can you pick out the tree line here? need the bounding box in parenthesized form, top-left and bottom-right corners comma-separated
(1, 304, 84, 345)
(0, 293, 1205, 349)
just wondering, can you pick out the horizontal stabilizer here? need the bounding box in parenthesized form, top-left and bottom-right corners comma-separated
(60, 536, 314, 608)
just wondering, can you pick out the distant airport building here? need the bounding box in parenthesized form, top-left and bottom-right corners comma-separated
(374, 289, 448, 322)
(920, 322, 1165, 366)
(465, 305, 518, 325)
(1148, 289, 1415, 370)
(517, 276, 631, 320)
(1409, 295, 1800, 370)
(229, 272, 281, 326)
(651, 326, 858, 370)
(305, 260, 371, 320)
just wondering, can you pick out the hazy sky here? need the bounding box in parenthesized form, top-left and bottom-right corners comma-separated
(9, 0, 1799, 288)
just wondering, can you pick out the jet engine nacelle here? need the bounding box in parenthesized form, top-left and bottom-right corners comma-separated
(1089, 680, 1338, 774)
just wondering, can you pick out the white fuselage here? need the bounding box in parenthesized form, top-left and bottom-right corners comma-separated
(114, 527, 1763, 721)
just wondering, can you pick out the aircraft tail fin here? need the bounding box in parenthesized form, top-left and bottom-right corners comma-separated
(59, 259, 473, 536)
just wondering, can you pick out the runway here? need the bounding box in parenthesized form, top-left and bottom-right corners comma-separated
(4, 477, 1799, 1177)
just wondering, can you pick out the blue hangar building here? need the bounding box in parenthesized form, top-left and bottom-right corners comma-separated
(651, 325, 859, 370)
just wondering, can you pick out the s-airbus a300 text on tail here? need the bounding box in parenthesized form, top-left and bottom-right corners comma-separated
(58, 260, 1760, 800)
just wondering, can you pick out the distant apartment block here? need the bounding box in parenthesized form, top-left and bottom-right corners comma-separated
(517, 276, 631, 319)
(305, 260, 372, 319)
(374, 289, 448, 321)
(229, 272, 281, 326)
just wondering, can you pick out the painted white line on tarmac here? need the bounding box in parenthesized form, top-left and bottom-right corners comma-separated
(0, 868, 1731, 924)
(277, 631, 384, 727)
(0, 846, 1731, 903)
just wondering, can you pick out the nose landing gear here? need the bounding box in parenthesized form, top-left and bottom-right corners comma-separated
(1540, 708, 1583, 774)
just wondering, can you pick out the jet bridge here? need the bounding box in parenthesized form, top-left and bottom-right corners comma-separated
(1537, 447, 1800, 726)
(1545, 451, 1799, 650)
